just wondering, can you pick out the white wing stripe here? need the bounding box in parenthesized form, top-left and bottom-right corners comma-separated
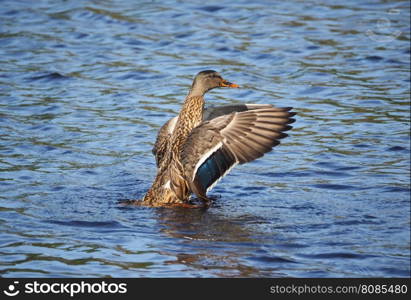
(191, 141, 223, 181)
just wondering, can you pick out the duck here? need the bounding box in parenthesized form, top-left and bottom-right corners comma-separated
(137, 70, 296, 208)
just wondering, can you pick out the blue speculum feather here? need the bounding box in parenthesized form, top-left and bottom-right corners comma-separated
(196, 149, 230, 191)
(197, 158, 219, 190)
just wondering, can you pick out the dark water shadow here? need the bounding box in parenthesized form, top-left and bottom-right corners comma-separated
(148, 205, 290, 277)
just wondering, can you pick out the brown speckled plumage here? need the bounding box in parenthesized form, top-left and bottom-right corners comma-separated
(142, 95, 205, 206)
(135, 70, 296, 208)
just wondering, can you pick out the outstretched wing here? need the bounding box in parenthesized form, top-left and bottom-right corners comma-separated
(152, 116, 177, 166)
(181, 107, 296, 199)
(203, 104, 273, 120)
(152, 104, 274, 167)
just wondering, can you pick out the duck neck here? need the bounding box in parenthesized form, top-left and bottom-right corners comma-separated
(177, 94, 205, 134)
(187, 84, 206, 98)
(169, 94, 205, 156)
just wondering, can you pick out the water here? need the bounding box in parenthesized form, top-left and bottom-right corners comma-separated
(0, 0, 410, 277)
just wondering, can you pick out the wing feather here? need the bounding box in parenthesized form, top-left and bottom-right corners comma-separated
(181, 107, 296, 198)
(152, 104, 277, 166)
(152, 116, 177, 166)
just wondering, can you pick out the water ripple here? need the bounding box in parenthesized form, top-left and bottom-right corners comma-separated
(0, 0, 409, 278)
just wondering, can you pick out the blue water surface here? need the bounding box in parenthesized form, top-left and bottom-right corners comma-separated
(0, 0, 410, 277)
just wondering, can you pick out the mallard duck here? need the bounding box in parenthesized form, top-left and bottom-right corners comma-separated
(138, 70, 296, 208)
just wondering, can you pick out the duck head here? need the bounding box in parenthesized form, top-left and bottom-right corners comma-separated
(190, 70, 239, 96)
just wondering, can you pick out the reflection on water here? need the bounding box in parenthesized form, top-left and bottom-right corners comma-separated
(0, 0, 410, 277)
(153, 208, 271, 277)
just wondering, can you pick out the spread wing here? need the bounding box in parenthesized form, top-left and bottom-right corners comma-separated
(181, 107, 296, 199)
(152, 116, 177, 166)
(203, 104, 273, 120)
(152, 104, 274, 167)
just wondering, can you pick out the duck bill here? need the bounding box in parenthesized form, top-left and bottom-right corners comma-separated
(220, 80, 240, 88)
